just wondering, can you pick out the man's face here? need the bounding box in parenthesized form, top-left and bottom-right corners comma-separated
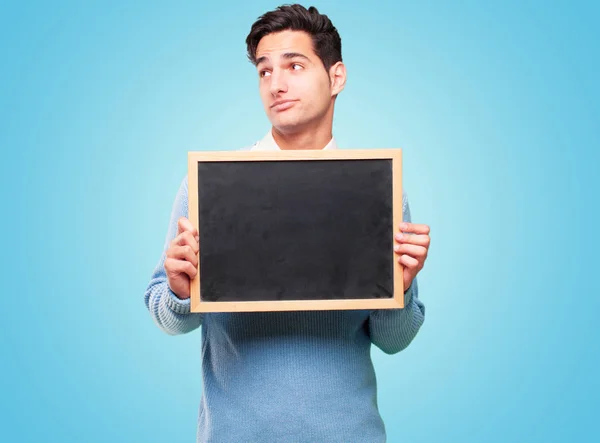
(255, 30, 335, 133)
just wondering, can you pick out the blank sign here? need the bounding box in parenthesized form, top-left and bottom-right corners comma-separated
(187, 149, 404, 312)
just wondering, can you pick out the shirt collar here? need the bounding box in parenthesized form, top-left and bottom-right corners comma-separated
(251, 130, 338, 151)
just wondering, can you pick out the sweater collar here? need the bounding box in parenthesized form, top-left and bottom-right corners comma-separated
(251, 130, 338, 151)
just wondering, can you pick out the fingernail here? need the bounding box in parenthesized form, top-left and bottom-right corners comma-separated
(396, 233, 403, 241)
(394, 244, 400, 252)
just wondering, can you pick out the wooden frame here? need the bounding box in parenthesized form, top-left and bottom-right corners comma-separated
(188, 149, 404, 313)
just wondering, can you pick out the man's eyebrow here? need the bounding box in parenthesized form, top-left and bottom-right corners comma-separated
(256, 56, 269, 66)
(255, 52, 311, 67)
(281, 52, 310, 62)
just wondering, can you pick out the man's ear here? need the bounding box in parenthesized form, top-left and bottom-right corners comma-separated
(329, 61, 346, 97)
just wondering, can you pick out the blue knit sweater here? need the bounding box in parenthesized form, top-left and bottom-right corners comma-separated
(145, 172, 426, 442)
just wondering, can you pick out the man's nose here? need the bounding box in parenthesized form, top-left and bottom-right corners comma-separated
(269, 70, 288, 95)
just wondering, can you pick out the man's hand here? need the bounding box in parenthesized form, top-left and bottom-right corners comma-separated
(165, 217, 199, 300)
(394, 222, 431, 292)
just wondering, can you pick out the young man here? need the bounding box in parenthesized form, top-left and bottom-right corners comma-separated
(144, 4, 430, 442)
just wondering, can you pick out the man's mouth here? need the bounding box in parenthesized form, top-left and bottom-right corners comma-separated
(271, 100, 297, 111)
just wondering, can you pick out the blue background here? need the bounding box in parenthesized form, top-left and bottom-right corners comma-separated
(1, 1, 598, 442)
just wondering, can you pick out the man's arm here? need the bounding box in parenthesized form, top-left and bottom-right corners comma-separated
(368, 192, 426, 354)
(144, 176, 202, 335)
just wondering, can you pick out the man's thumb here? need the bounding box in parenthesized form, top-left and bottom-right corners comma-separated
(177, 217, 195, 234)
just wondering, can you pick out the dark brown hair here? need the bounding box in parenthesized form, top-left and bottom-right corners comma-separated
(245, 4, 342, 72)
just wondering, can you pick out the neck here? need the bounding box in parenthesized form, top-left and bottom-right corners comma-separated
(271, 116, 333, 150)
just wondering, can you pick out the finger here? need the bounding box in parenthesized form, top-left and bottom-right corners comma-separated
(165, 257, 198, 279)
(177, 217, 198, 237)
(170, 231, 199, 253)
(180, 231, 200, 253)
(167, 245, 199, 268)
(398, 253, 419, 269)
(395, 232, 430, 247)
(393, 244, 427, 261)
(398, 222, 430, 235)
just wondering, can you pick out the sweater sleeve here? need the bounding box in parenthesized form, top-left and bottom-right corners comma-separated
(368, 191, 426, 354)
(144, 175, 202, 335)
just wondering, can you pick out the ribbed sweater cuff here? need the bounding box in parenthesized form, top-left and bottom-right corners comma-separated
(403, 283, 414, 306)
(165, 288, 191, 314)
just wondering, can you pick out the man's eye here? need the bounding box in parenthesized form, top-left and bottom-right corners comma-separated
(291, 63, 303, 70)
(260, 70, 271, 78)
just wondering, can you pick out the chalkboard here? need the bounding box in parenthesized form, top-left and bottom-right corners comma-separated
(187, 149, 404, 312)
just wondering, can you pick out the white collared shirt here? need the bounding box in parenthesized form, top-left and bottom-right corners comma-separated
(250, 130, 338, 151)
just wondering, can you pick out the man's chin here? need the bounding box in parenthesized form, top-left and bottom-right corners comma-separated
(270, 118, 306, 134)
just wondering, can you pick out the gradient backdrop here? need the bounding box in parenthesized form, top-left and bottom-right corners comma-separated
(1, 1, 598, 442)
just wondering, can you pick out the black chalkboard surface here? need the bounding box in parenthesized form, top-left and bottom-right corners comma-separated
(187, 149, 404, 312)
